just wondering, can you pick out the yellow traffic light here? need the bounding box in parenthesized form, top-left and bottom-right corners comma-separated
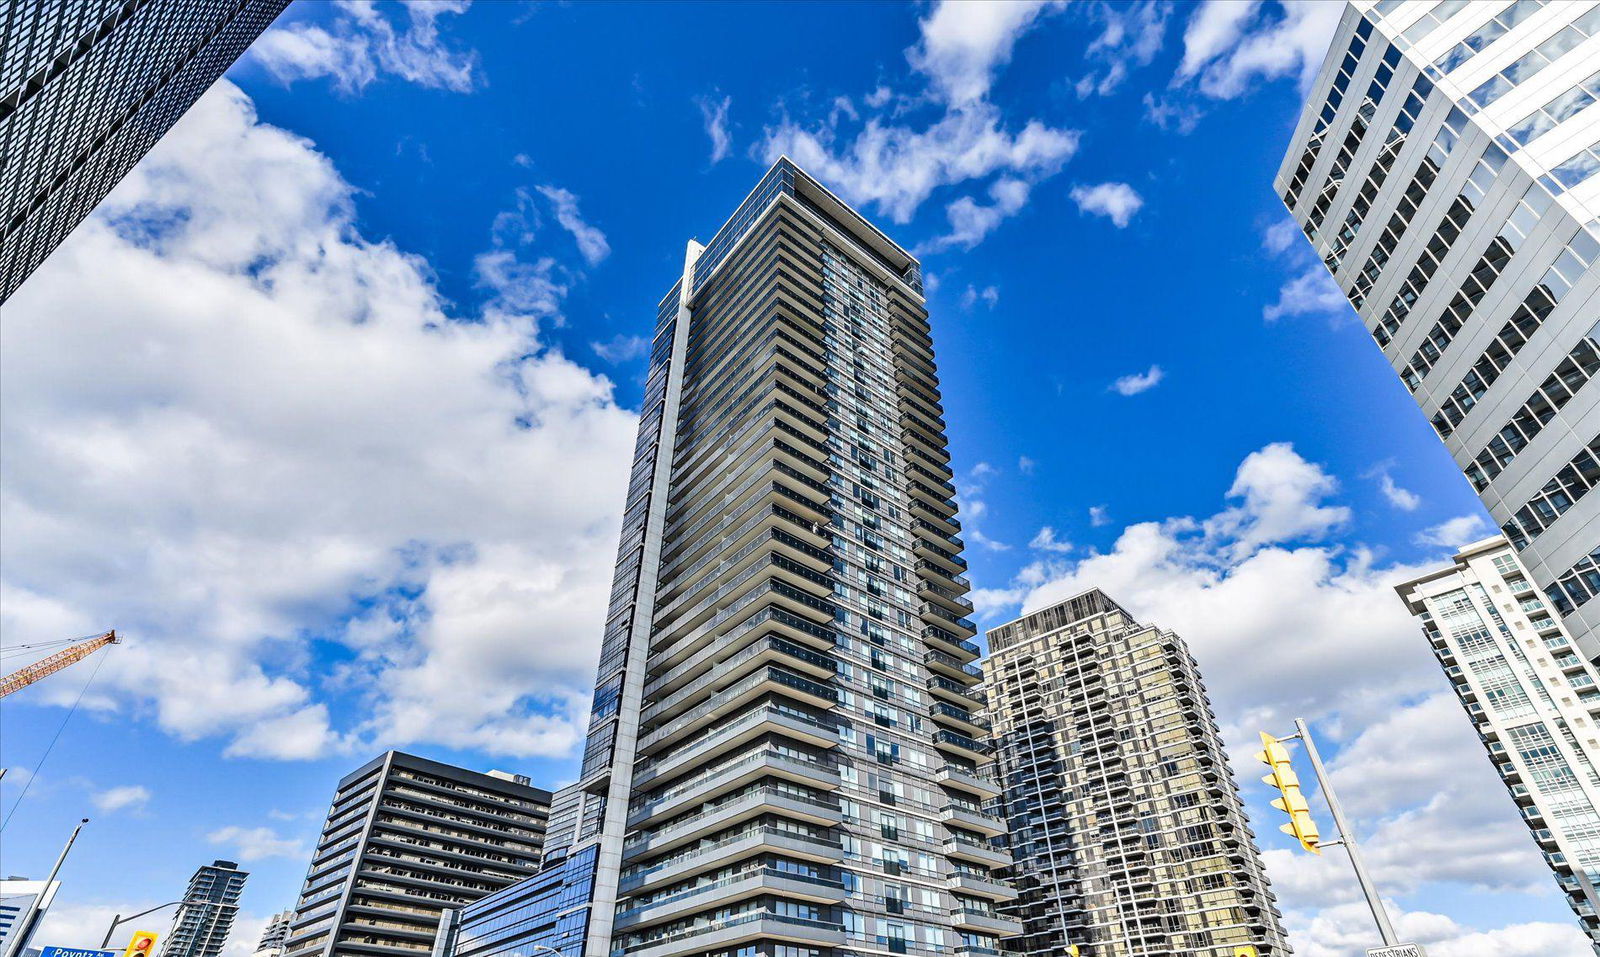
(123, 931, 159, 957)
(1067, 948, 1080, 957)
(1234, 947, 1259, 957)
(1257, 731, 1320, 855)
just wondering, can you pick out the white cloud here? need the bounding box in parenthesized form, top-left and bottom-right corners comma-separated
(1075, 1, 1170, 98)
(1018, 456, 1036, 475)
(1415, 514, 1491, 548)
(207, 824, 308, 861)
(1142, 91, 1203, 133)
(1177, 0, 1343, 99)
(971, 462, 999, 479)
(1029, 527, 1073, 553)
(1070, 181, 1144, 227)
(1110, 363, 1163, 396)
(1088, 505, 1111, 527)
(1, 82, 637, 761)
(922, 177, 1031, 253)
(1205, 442, 1350, 556)
(536, 185, 610, 266)
(1368, 465, 1422, 512)
(697, 93, 732, 164)
(1264, 264, 1347, 322)
(1261, 218, 1301, 255)
(92, 784, 151, 814)
(252, 0, 478, 93)
(960, 284, 1000, 310)
(907, 0, 1064, 105)
(592, 334, 650, 363)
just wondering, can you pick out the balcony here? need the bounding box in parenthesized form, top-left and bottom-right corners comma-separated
(935, 765, 1003, 799)
(615, 911, 846, 957)
(920, 604, 977, 638)
(929, 675, 986, 709)
(626, 749, 840, 825)
(951, 907, 1024, 937)
(941, 804, 1006, 837)
(614, 866, 848, 931)
(908, 483, 959, 519)
(632, 704, 839, 789)
(925, 650, 983, 683)
(949, 871, 1019, 901)
(900, 427, 950, 465)
(915, 558, 969, 590)
(933, 729, 995, 763)
(619, 825, 845, 894)
(930, 701, 990, 735)
(624, 786, 841, 862)
(943, 835, 1012, 869)
(918, 578, 975, 616)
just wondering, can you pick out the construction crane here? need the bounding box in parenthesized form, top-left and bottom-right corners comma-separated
(0, 631, 119, 698)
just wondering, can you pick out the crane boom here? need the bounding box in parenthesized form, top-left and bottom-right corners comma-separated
(0, 631, 118, 698)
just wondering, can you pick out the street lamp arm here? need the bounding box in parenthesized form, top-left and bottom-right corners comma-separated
(101, 902, 183, 948)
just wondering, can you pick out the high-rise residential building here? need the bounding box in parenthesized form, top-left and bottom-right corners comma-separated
(254, 910, 295, 957)
(1276, 0, 1600, 657)
(435, 157, 1018, 957)
(0, 879, 59, 957)
(0, 0, 290, 303)
(1397, 535, 1600, 944)
(984, 590, 1288, 957)
(164, 860, 249, 957)
(281, 751, 551, 957)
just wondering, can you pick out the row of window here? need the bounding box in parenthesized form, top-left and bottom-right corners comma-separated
(1283, 16, 1375, 209)
(1463, 335, 1600, 488)
(1547, 141, 1600, 195)
(1399, 0, 1475, 45)
(1349, 107, 1468, 310)
(1507, 69, 1600, 148)
(1401, 183, 1552, 385)
(1435, 0, 1547, 74)
(1373, 143, 1507, 347)
(1545, 549, 1600, 618)
(1305, 45, 1404, 242)
(1324, 74, 1434, 273)
(1502, 436, 1600, 551)
(1465, 6, 1600, 111)
(1428, 221, 1599, 437)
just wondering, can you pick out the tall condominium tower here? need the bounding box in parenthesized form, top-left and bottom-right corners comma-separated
(1397, 536, 1600, 943)
(439, 157, 1018, 957)
(254, 911, 294, 957)
(984, 591, 1288, 957)
(281, 751, 551, 957)
(0, 0, 290, 302)
(1276, 1, 1600, 656)
(164, 859, 248, 957)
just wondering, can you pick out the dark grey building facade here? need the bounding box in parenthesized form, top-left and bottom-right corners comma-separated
(164, 859, 249, 957)
(0, 0, 289, 302)
(282, 750, 551, 957)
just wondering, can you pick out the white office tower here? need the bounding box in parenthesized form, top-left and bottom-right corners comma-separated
(1398, 536, 1600, 945)
(0, 879, 58, 957)
(1277, 1, 1600, 656)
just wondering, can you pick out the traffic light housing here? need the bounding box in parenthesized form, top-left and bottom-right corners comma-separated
(123, 931, 158, 957)
(1257, 731, 1320, 854)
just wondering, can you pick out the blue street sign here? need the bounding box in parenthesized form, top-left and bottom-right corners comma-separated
(39, 948, 119, 957)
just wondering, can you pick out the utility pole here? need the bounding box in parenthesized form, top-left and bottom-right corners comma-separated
(1291, 718, 1400, 948)
(10, 818, 87, 957)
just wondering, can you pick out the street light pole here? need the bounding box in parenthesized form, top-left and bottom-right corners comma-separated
(10, 818, 87, 957)
(1293, 718, 1399, 947)
(100, 900, 184, 948)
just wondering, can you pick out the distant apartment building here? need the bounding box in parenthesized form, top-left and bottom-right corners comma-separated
(164, 860, 249, 957)
(0, 0, 291, 302)
(1398, 536, 1600, 944)
(254, 910, 294, 957)
(984, 591, 1288, 957)
(1277, 0, 1600, 656)
(281, 751, 551, 957)
(0, 879, 58, 957)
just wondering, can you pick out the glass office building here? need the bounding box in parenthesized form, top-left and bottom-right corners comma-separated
(0, 0, 289, 302)
(984, 591, 1288, 957)
(1398, 536, 1600, 945)
(1277, 1, 1600, 657)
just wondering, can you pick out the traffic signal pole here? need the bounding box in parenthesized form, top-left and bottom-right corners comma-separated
(1292, 718, 1399, 947)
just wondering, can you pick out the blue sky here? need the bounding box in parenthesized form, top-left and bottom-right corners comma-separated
(0, 2, 1587, 954)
